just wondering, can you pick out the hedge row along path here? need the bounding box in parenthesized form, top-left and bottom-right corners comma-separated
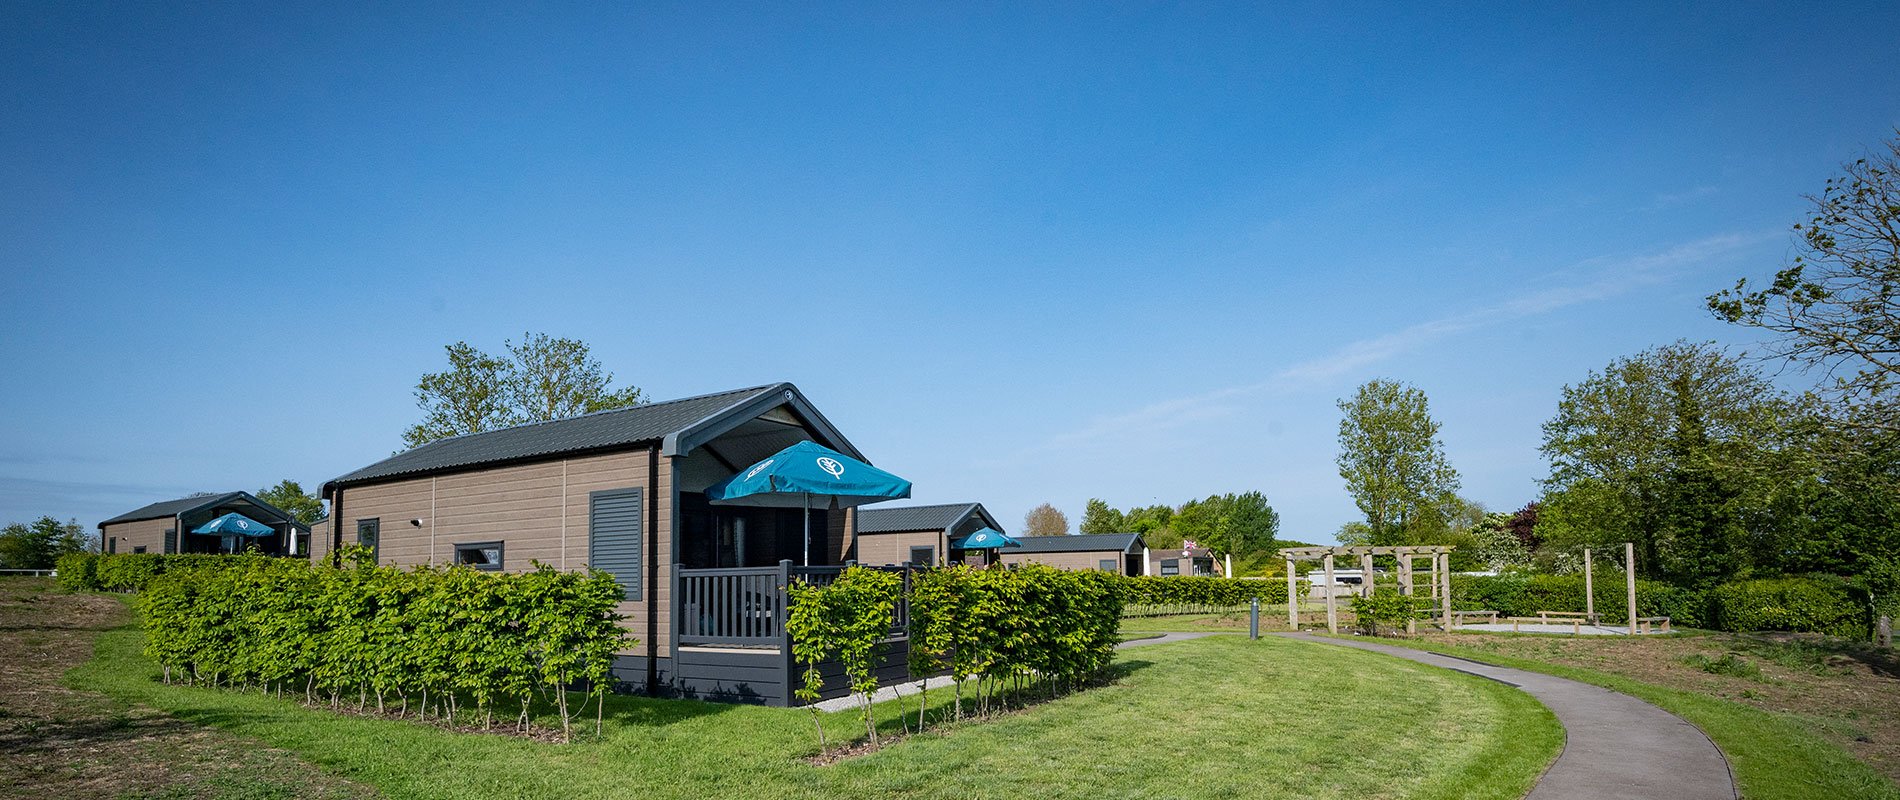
(1276, 633, 1736, 800)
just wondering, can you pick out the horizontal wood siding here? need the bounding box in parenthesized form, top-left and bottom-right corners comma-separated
(100, 518, 171, 554)
(999, 549, 1124, 571)
(855, 529, 945, 566)
(334, 447, 666, 655)
(306, 518, 330, 562)
(672, 648, 786, 705)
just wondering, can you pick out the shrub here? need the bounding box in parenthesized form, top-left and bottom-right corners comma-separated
(134, 549, 630, 741)
(1709, 577, 1868, 639)
(1120, 575, 1301, 609)
(1350, 589, 1426, 636)
(55, 552, 99, 590)
(1453, 573, 1706, 627)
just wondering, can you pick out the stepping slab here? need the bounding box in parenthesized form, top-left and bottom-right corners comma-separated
(1274, 633, 1737, 800)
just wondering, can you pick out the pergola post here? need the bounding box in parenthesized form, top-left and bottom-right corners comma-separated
(1625, 541, 1638, 635)
(1439, 552, 1452, 629)
(1285, 559, 1298, 629)
(1359, 552, 1375, 598)
(1324, 553, 1337, 634)
(1399, 554, 1415, 634)
(1583, 547, 1594, 622)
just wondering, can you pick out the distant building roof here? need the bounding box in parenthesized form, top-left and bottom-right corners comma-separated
(1009, 533, 1144, 554)
(324, 382, 860, 491)
(99, 491, 308, 531)
(856, 502, 1000, 534)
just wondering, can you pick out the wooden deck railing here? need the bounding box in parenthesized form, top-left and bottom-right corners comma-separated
(675, 561, 913, 648)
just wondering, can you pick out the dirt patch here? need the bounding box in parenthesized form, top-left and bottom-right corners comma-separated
(0, 577, 376, 800)
(1415, 629, 1900, 784)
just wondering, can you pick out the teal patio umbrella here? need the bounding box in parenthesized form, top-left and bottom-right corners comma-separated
(950, 527, 1019, 566)
(706, 440, 912, 565)
(193, 512, 276, 554)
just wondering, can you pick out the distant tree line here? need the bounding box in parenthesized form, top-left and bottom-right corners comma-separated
(1077, 492, 1282, 557)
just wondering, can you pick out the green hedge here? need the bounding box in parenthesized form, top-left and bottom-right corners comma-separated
(1710, 577, 1869, 639)
(1119, 575, 1302, 608)
(135, 548, 630, 740)
(910, 565, 1122, 710)
(56, 552, 247, 592)
(1453, 573, 1707, 627)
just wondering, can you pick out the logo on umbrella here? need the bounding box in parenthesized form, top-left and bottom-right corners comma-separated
(746, 459, 775, 480)
(237, 520, 251, 530)
(816, 457, 844, 478)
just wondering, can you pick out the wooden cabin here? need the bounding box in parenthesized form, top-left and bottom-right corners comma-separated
(853, 502, 1002, 567)
(997, 533, 1146, 575)
(316, 382, 911, 706)
(98, 491, 310, 557)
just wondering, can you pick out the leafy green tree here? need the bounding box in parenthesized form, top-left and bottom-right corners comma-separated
(1078, 499, 1126, 534)
(1709, 131, 1900, 434)
(1021, 503, 1070, 536)
(1335, 379, 1462, 545)
(403, 333, 646, 449)
(258, 479, 325, 525)
(1538, 341, 1786, 582)
(0, 516, 90, 569)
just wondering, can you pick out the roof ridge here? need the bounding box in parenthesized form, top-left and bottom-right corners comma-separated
(399, 383, 781, 451)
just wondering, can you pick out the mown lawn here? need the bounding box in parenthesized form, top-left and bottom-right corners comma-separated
(70, 616, 1560, 800)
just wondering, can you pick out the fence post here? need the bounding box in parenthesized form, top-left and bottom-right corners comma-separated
(1879, 615, 1893, 649)
(1249, 598, 1259, 640)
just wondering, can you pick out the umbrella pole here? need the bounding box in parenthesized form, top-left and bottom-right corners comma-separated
(802, 492, 811, 567)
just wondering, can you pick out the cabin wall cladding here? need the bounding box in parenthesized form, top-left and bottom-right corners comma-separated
(101, 518, 171, 555)
(666, 637, 917, 707)
(999, 549, 1126, 571)
(332, 446, 671, 653)
(856, 530, 945, 566)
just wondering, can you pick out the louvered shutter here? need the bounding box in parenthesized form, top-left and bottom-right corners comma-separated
(589, 488, 642, 600)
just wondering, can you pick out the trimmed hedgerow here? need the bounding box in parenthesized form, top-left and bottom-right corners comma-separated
(1453, 573, 1707, 627)
(54, 552, 98, 590)
(134, 547, 630, 741)
(1709, 577, 1869, 639)
(1120, 575, 1301, 607)
(58, 552, 247, 592)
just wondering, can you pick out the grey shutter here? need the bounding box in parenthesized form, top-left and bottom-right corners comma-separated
(163, 528, 177, 554)
(589, 488, 642, 600)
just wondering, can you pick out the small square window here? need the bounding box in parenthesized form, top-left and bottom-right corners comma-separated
(1161, 559, 1180, 576)
(454, 541, 504, 571)
(133, 546, 148, 554)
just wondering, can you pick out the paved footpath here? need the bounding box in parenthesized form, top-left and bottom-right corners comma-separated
(1273, 633, 1737, 800)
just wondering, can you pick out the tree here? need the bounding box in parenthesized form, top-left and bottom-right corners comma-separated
(1078, 499, 1125, 534)
(1710, 131, 1900, 433)
(1504, 502, 1541, 550)
(403, 333, 645, 449)
(1021, 503, 1070, 536)
(1469, 512, 1531, 572)
(1335, 379, 1462, 545)
(258, 479, 325, 524)
(1538, 341, 1786, 582)
(0, 516, 90, 569)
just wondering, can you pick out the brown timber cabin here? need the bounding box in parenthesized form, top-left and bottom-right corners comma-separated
(316, 382, 913, 706)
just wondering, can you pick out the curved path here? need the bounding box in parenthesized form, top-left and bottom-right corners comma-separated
(1273, 633, 1737, 800)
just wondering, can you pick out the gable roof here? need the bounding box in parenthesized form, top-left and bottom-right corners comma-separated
(325, 382, 860, 491)
(1009, 533, 1144, 554)
(856, 502, 999, 534)
(98, 491, 307, 530)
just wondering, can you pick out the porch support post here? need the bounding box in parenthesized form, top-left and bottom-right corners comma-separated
(1323, 554, 1337, 634)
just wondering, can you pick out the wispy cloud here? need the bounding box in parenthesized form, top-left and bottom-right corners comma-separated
(1646, 185, 1721, 210)
(1022, 232, 1775, 455)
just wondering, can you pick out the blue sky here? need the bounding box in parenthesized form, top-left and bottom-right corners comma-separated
(3, 2, 1897, 542)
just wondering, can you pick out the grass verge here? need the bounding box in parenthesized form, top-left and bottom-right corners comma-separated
(71, 612, 1560, 800)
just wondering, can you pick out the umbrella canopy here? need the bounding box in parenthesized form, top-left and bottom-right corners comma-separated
(950, 527, 1019, 550)
(192, 512, 276, 537)
(706, 440, 911, 565)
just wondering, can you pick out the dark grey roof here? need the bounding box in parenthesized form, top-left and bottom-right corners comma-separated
(326, 383, 849, 490)
(99, 491, 307, 530)
(1009, 533, 1144, 554)
(99, 492, 247, 527)
(857, 503, 997, 534)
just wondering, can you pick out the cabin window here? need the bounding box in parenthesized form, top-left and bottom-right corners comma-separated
(133, 546, 147, 554)
(1161, 558, 1179, 576)
(909, 545, 935, 566)
(1098, 559, 1116, 572)
(163, 528, 177, 554)
(107, 537, 116, 554)
(454, 541, 504, 571)
(589, 488, 643, 600)
(356, 518, 380, 562)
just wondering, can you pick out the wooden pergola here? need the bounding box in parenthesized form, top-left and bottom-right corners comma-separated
(1279, 545, 1456, 634)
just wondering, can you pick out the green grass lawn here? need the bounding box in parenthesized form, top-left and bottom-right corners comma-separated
(71, 620, 1560, 799)
(1361, 635, 1900, 800)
